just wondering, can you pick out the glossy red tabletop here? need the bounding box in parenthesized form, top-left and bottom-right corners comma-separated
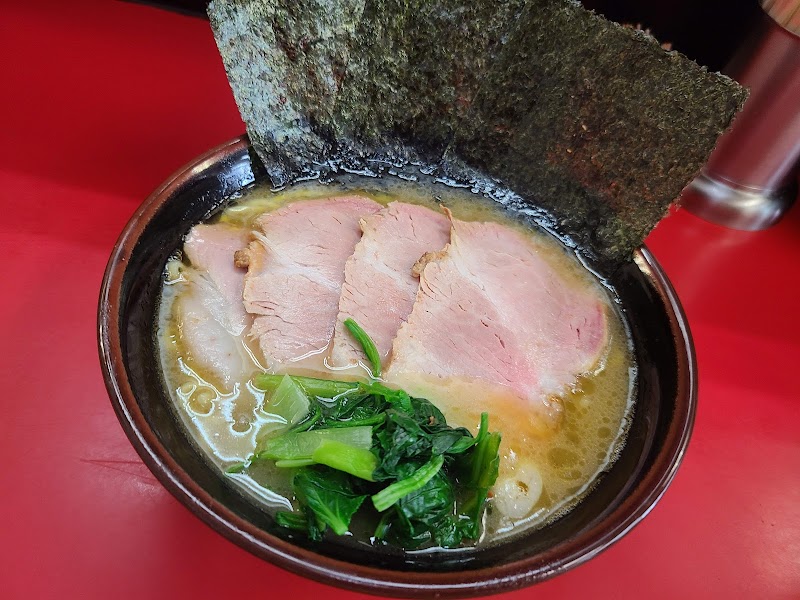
(2, 2, 799, 598)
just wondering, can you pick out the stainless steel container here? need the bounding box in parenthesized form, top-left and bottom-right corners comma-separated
(682, 7, 800, 230)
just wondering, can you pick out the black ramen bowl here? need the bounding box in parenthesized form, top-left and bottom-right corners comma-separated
(98, 136, 696, 598)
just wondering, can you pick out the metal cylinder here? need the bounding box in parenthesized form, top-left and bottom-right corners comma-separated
(681, 9, 800, 230)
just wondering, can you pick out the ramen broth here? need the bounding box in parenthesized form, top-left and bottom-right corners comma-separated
(157, 176, 635, 543)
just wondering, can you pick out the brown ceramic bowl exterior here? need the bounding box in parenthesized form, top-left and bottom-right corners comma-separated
(98, 136, 697, 598)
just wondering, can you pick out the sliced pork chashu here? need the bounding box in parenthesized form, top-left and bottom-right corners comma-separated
(384, 215, 609, 429)
(177, 223, 253, 390)
(242, 196, 382, 371)
(329, 202, 450, 371)
(183, 223, 251, 336)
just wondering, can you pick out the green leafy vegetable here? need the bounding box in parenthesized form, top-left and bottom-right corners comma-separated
(254, 373, 359, 398)
(456, 413, 502, 539)
(258, 426, 374, 461)
(260, 374, 310, 433)
(274, 510, 307, 531)
(323, 413, 386, 429)
(343, 318, 382, 377)
(373, 409, 434, 481)
(292, 467, 367, 538)
(372, 454, 445, 512)
(364, 382, 414, 413)
(274, 458, 317, 468)
(466, 413, 502, 490)
(394, 468, 461, 548)
(288, 401, 322, 432)
(236, 369, 502, 548)
(312, 439, 378, 481)
(373, 511, 392, 541)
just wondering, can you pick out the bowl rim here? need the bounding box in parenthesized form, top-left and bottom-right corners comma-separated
(98, 135, 697, 598)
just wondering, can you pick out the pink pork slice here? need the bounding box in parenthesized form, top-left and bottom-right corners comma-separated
(384, 216, 608, 422)
(329, 202, 451, 371)
(178, 223, 253, 390)
(243, 196, 382, 369)
(183, 223, 251, 336)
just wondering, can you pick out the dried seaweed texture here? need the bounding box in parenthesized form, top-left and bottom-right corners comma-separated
(449, 0, 748, 262)
(209, 0, 526, 171)
(208, 0, 365, 183)
(332, 0, 527, 160)
(208, 0, 747, 264)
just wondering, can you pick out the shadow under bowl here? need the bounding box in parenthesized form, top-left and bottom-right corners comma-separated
(98, 136, 696, 598)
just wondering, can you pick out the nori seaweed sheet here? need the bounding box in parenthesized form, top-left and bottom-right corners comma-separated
(208, 0, 364, 181)
(332, 0, 527, 160)
(448, 0, 748, 262)
(207, 0, 747, 264)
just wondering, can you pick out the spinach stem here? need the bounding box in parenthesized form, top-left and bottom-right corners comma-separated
(373, 511, 392, 541)
(254, 373, 359, 398)
(343, 318, 382, 378)
(274, 458, 317, 468)
(257, 426, 374, 461)
(311, 440, 378, 481)
(372, 454, 445, 512)
(275, 510, 307, 531)
(323, 413, 386, 428)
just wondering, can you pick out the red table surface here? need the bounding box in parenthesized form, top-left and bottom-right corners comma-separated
(2, 1, 799, 598)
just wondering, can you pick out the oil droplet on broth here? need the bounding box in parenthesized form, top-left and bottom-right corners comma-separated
(548, 447, 580, 469)
(578, 376, 596, 395)
(188, 389, 214, 415)
(231, 418, 252, 433)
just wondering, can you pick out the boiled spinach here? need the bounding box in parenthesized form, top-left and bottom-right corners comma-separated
(236, 321, 501, 548)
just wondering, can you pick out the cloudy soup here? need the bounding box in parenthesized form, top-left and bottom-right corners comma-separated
(157, 174, 635, 549)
